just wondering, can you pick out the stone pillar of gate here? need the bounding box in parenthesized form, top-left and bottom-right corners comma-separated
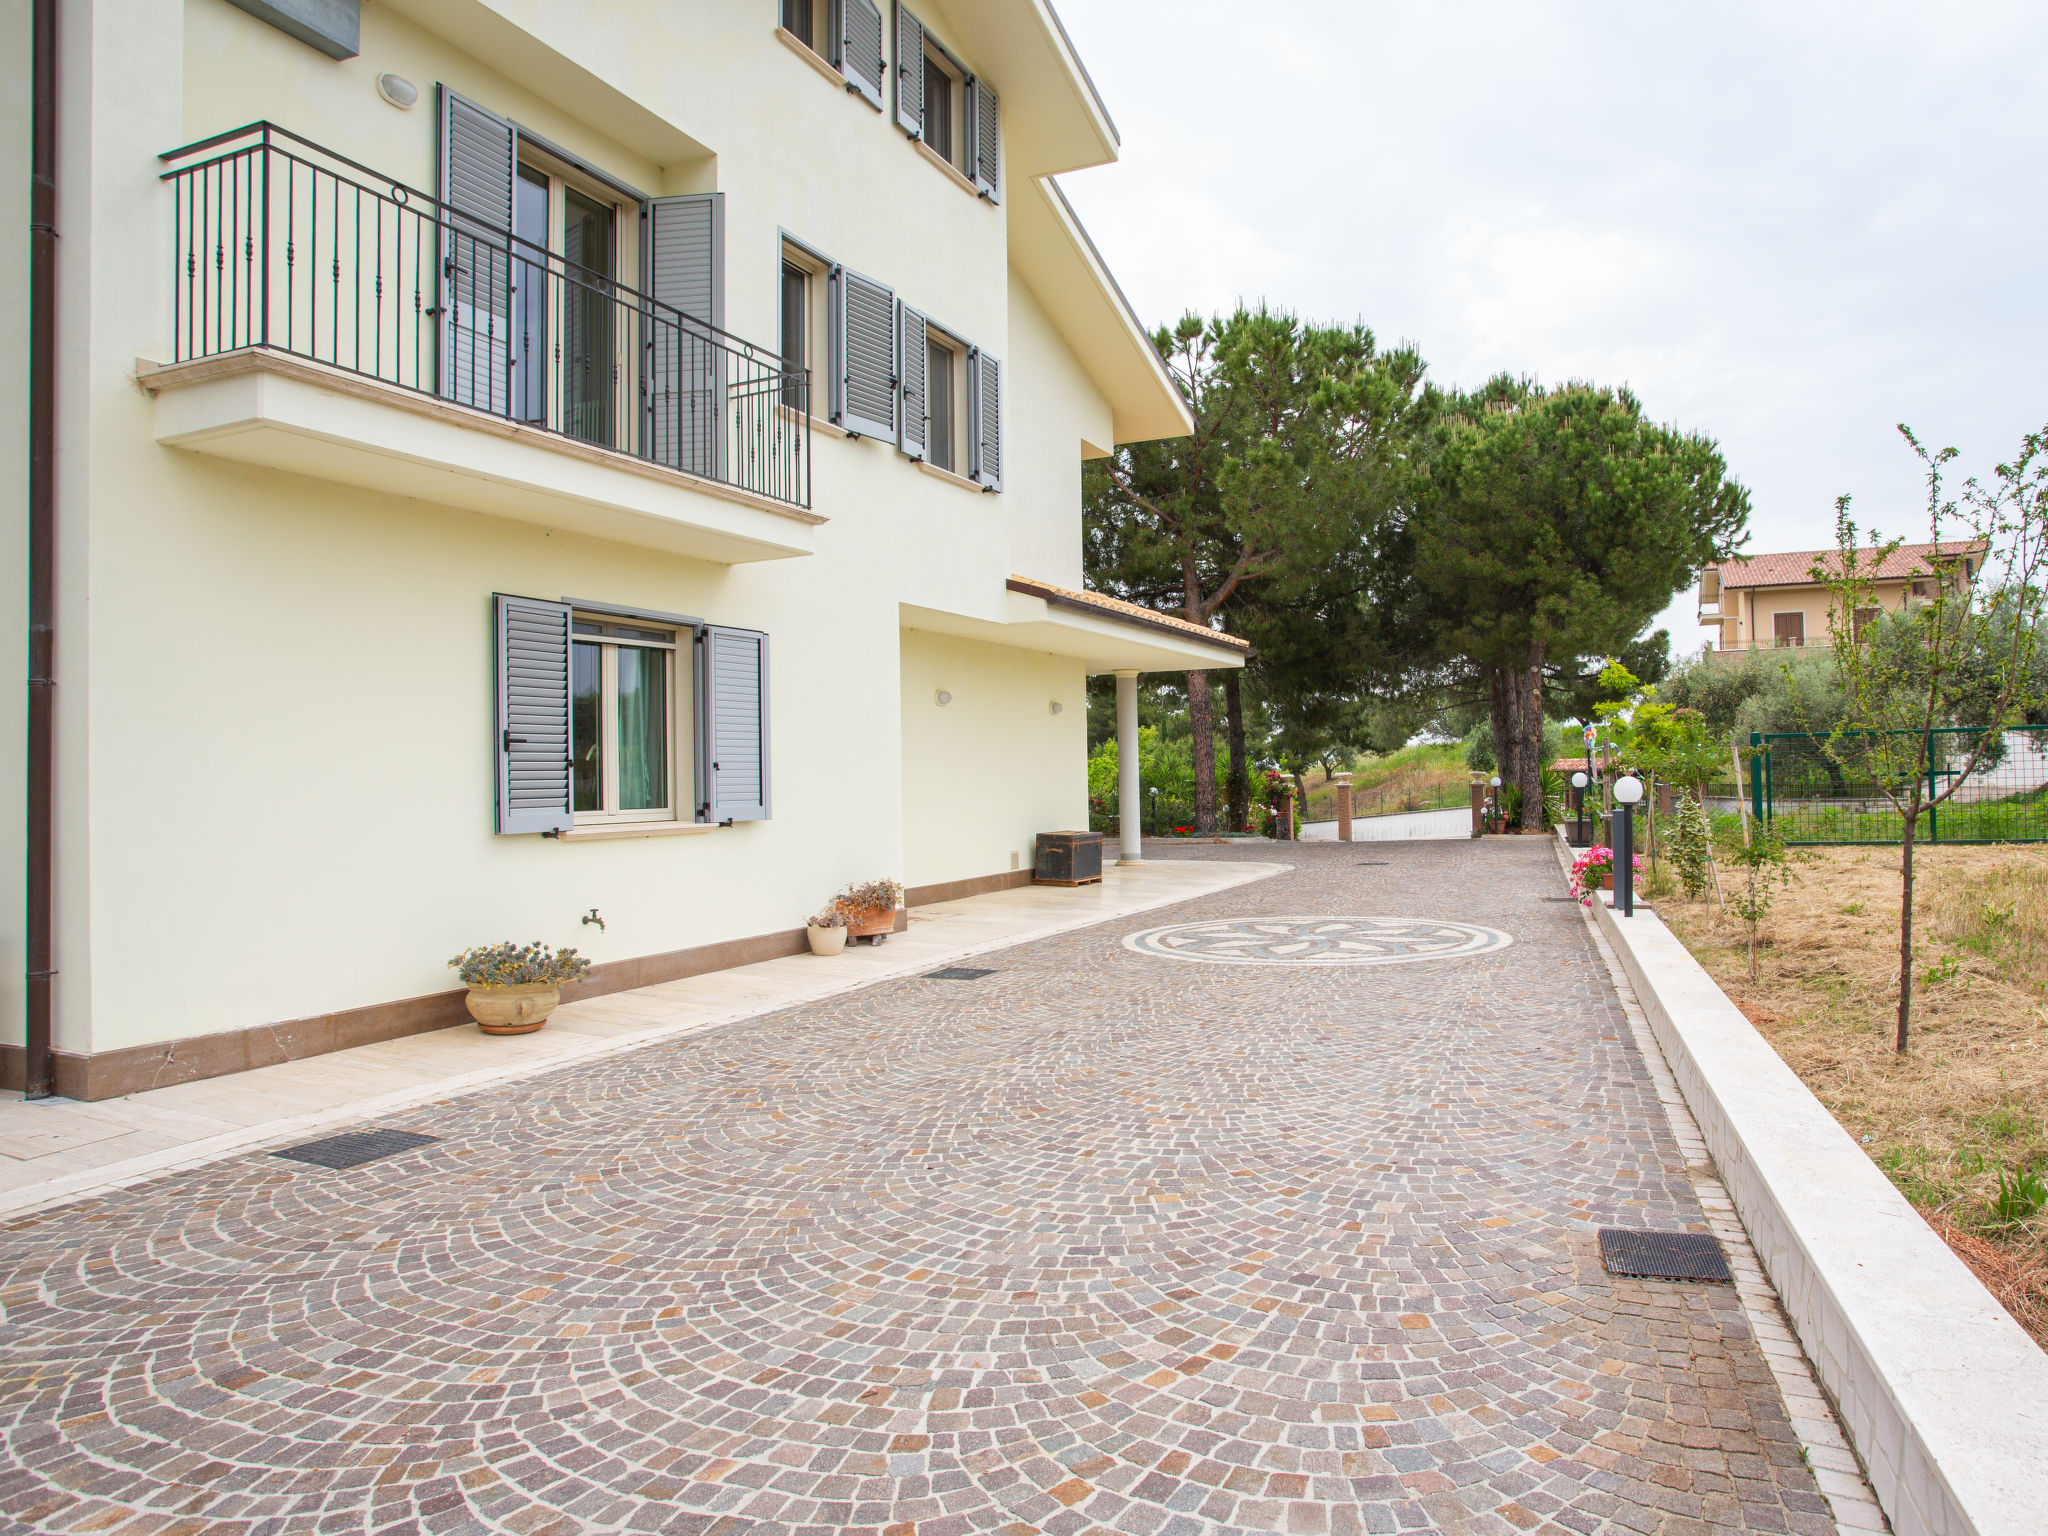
(1115, 670, 1143, 865)
(1334, 773, 1354, 842)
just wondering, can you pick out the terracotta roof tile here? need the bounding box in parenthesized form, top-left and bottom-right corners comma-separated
(1707, 540, 1988, 590)
(1005, 576, 1252, 652)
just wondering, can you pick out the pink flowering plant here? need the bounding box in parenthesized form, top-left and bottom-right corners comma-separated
(1567, 845, 1643, 906)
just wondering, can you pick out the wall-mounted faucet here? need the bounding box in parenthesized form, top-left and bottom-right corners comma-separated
(581, 909, 605, 933)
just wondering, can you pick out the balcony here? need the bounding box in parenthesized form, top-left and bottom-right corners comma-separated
(145, 124, 819, 563)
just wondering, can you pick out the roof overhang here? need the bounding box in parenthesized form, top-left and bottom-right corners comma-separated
(941, 0, 1119, 177)
(1009, 178, 1192, 447)
(902, 581, 1247, 675)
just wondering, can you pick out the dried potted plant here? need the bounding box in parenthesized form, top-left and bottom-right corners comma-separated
(833, 878, 904, 945)
(447, 941, 593, 1035)
(805, 908, 849, 956)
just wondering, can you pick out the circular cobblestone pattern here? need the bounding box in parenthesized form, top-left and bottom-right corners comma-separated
(1121, 916, 1513, 967)
(0, 843, 1832, 1536)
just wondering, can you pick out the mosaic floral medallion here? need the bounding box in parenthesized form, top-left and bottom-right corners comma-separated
(1122, 914, 1514, 966)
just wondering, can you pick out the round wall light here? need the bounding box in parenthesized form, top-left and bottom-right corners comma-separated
(934, 689, 952, 707)
(377, 73, 419, 110)
(1048, 701, 1064, 715)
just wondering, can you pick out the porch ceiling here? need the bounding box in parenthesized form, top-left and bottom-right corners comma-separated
(901, 590, 1247, 675)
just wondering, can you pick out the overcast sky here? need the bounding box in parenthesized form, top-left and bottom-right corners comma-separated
(1052, 0, 2048, 656)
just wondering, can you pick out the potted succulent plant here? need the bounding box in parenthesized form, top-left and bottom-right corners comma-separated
(447, 941, 593, 1035)
(805, 908, 849, 956)
(834, 878, 904, 945)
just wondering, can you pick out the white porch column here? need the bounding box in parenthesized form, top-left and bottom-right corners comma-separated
(1115, 670, 1143, 864)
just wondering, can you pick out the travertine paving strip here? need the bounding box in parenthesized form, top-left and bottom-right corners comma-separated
(0, 841, 1835, 1535)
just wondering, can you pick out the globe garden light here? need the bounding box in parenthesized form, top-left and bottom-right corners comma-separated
(1612, 775, 1643, 916)
(1489, 776, 1501, 787)
(1572, 772, 1588, 789)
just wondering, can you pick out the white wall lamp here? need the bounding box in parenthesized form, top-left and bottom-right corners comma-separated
(377, 73, 419, 110)
(1048, 701, 1064, 715)
(933, 689, 952, 708)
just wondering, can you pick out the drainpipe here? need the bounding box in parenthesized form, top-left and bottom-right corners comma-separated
(24, 0, 57, 1099)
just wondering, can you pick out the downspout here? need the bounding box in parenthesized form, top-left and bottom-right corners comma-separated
(24, 0, 57, 1099)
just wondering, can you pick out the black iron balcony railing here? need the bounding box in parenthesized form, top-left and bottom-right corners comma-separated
(160, 123, 810, 511)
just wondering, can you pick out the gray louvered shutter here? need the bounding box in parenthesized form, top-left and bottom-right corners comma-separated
(968, 77, 1000, 201)
(698, 626, 770, 823)
(494, 594, 572, 835)
(644, 194, 725, 480)
(829, 264, 897, 440)
(838, 0, 885, 109)
(896, 300, 928, 460)
(968, 347, 1002, 491)
(894, 4, 926, 137)
(438, 88, 516, 413)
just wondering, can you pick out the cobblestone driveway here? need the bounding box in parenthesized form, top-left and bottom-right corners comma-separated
(0, 842, 1833, 1536)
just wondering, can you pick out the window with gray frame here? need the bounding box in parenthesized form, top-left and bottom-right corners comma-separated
(494, 595, 770, 832)
(780, 0, 813, 48)
(893, 3, 997, 198)
(926, 335, 956, 472)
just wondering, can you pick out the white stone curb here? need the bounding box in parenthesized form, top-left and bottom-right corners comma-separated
(1561, 834, 2048, 1536)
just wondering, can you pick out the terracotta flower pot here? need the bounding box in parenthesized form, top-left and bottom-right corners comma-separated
(806, 923, 848, 956)
(845, 907, 896, 944)
(1600, 872, 1615, 890)
(465, 981, 561, 1035)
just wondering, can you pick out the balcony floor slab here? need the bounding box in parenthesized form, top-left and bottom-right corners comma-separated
(141, 349, 822, 563)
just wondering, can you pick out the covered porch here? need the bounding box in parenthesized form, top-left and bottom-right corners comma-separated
(900, 576, 1250, 867)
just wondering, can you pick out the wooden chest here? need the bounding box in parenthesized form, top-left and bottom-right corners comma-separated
(1034, 830, 1104, 886)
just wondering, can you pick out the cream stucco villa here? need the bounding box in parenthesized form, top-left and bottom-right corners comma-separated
(1, 0, 1246, 1099)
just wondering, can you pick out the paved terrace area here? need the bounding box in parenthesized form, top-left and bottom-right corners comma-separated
(0, 842, 1850, 1535)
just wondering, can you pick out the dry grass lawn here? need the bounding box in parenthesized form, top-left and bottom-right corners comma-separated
(1656, 842, 2048, 1346)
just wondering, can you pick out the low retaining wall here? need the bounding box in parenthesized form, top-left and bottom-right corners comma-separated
(1584, 873, 2048, 1536)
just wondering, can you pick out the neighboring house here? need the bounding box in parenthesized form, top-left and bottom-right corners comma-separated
(1698, 540, 1987, 654)
(1, 0, 1245, 1099)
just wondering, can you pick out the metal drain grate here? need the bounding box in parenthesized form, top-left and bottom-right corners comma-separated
(273, 1129, 439, 1170)
(924, 967, 996, 981)
(1598, 1228, 1732, 1284)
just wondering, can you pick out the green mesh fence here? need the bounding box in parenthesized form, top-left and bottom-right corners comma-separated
(1754, 726, 2048, 844)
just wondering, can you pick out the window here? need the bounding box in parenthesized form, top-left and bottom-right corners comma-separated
(572, 617, 683, 823)
(922, 50, 963, 171)
(493, 596, 772, 834)
(894, 4, 996, 197)
(444, 100, 642, 449)
(1853, 606, 1881, 642)
(781, 261, 808, 408)
(780, 242, 830, 417)
(926, 331, 959, 472)
(781, 0, 814, 48)
(1772, 612, 1805, 648)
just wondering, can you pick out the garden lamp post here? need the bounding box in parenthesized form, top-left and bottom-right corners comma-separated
(1571, 771, 1589, 846)
(1488, 775, 1501, 832)
(1148, 785, 1158, 838)
(1613, 774, 1643, 916)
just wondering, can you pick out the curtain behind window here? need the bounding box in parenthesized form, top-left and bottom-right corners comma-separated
(616, 647, 669, 810)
